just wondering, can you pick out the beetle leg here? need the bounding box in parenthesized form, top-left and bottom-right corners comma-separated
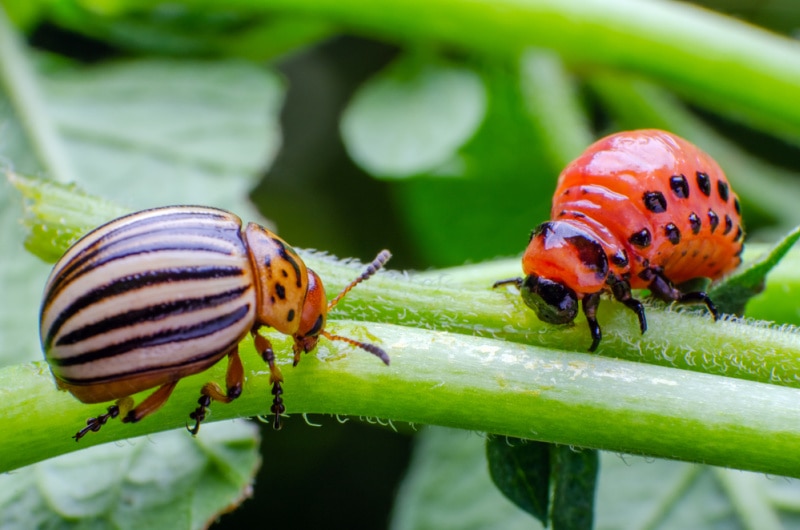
(188, 347, 245, 435)
(646, 268, 719, 319)
(121, 381, 179, 424)
(253, 330, 286, 430)
(72, 396, 134, 442)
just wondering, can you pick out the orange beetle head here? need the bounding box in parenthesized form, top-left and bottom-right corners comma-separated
(292, 270, 327, 356)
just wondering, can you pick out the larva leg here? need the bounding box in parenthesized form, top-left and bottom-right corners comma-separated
(582, 293, 602, 352)
(188, 347, 245, 435)
(646, 268, 719, 319)
(608, 274, 647, 335)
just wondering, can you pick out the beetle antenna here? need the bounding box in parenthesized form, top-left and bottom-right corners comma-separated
(328, 249, 391, 311)
(322, 330, 390, 365)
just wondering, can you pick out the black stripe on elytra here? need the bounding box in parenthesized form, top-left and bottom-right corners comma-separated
(55, 285, 250, 347)
(273, 237, 304, 288)
(50, 303, 251, 368)
(46, 225, 242, 306)
(82, 209, 232, 256)
(44, 266, 244, 351)
(56, 333, 245, 386)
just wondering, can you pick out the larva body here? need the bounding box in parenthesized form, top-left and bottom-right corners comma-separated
(496, 129, 743, 351)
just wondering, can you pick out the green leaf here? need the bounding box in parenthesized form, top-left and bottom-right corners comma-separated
(38, 56, 284, 215)
(392, 428, 540, 529)
(711, 225, 800, 316)
(0, 421, 261, 529)
(341, 56, 487, 178)
(486, 437, 551, 525)
(551, 446, 598, 530)
(394, 427, 800, 530)
(389, 56, 588, 266)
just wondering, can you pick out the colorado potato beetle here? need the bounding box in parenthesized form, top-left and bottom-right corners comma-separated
(40, 206, 391, 440)
(495, 129, 743, 351)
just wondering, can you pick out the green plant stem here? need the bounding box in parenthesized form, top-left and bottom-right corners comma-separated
(0, 5, 76, 182)
(7, 177, 800, 477)
(130, 0, 800, 140)
(314, 249, 800, 389)
(3, 320, 800, 477)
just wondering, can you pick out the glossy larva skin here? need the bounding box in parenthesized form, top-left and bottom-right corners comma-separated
(40, 205, 391, 440)
(538, 129, 743, 292)
(498, 129, 744, 351)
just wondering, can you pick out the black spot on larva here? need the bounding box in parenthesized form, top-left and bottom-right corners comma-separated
(563, 189, 571, 196)
(281, 270, 288, 278)
(643, 191, 667, 213)
(628, 228, 652, 248)
(734, 197, 741, 215)
(287, 309, 295, 322)
(565, 234, 609, 277)
(723, 215, 733, 235)
(664, 223, 681, 245)
(611, 249, 629, 267)
(269, 295, 276, 305)
(717, 181, 729, 202)
(734, 226, 743, 242)
(681, 250, 687, 257)
(669, 175, 689, 198)
(708, 209, 719, 233)
(688, 212, 701, 234)
(570, 211, 586, 219)
(702, 254, 709, 261)
(275, 283, 286, 300)
(558, 210, 567, 217)
(696, 172, 711, 196)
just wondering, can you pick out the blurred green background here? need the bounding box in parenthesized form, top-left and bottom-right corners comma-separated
(3, 0, 800, 528)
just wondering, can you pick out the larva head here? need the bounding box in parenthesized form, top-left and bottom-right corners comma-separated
(520, 274, 579, 325)
(520, 221, 610, 324)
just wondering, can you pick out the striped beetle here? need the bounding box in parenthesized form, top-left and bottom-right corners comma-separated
(40, 206, 391, 441)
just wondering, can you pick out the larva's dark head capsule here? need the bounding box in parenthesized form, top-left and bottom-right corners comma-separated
(520, 274, 579, 325)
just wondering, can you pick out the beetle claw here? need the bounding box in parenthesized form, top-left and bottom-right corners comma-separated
(73, 404, 120, 442)
(187, 395, 211, 436)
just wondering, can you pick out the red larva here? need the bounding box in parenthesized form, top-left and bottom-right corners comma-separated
(495, 129, 744, 351)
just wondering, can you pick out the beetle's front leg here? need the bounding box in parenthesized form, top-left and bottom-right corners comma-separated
(252, 329, 286, 430)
